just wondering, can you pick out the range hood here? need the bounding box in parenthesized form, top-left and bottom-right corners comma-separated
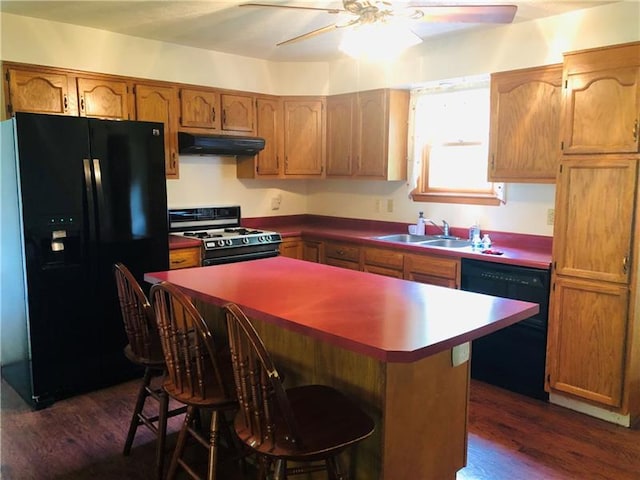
(178, 132, 265, 156)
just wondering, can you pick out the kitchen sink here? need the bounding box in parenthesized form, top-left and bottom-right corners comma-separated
(420, 238, 472, 249)
(373, 234, 435, 243)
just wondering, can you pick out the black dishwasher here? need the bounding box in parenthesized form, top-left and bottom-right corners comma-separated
(461, 258, 550, 400)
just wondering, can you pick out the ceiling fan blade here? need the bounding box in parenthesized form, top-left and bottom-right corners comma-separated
(240, 3, 344, 14)
(277, 23, 338, 46)
(411, 4, 517, 23)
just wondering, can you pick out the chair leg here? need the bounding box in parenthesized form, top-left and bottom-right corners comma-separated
(167, 405, 196, 480)
(326, 456, 346, 480)
(273, 459, 287, 480)
(155, 390, 170, 480)
(123, 368, 153, 456)
(207, 410, 220, 480)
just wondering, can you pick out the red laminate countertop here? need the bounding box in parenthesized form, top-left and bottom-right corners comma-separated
(145, 256, 539, 363)
(168, 234, 201, 249)
(243, 215, 553, 269)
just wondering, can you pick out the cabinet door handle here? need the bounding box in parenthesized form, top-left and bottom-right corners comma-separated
(212, 107, 216, 123)
(623, 256, 629, 274)
(80, 97, 85, 112)
(633, 119, 638, 142)
(63, 94, 68, 111)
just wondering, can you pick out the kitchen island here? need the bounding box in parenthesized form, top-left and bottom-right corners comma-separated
(145, 256, 538, 479)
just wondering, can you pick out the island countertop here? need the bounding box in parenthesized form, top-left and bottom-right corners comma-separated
(145, 256, 538, 363)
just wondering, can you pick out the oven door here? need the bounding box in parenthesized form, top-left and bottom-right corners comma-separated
(202, 248, 280, 266)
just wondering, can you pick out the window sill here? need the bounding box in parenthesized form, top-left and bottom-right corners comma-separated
(410, 190, 502, 206)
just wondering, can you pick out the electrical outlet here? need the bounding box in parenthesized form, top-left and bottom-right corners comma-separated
(386, 199, 394, 213)
(271, 195, 281, 210)
(547, 208, 555, 225)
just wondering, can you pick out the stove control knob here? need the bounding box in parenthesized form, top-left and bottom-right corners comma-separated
(242, 237, 250, 244)
(226, 239, 233, 246)
(217, 240, 225, 247)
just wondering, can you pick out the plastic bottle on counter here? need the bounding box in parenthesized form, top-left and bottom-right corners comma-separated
(481, 234, 492, 249)
(469, 223, 480, 242)
(471, 232, 483, 250)
(416, 212, 426, 235)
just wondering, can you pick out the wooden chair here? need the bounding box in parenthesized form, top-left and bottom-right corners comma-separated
(223, 302, 375, 480)
(149, 281, 239, 480)
(113, 262, 186, 480)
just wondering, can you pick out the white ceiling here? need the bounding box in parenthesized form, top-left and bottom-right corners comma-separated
(0, 1, 617, 62)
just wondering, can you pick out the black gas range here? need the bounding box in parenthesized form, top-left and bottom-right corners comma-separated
(169, 206, 282, 266)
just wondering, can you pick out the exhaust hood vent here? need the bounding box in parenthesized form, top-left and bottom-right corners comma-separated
(178, 132, 265, 156)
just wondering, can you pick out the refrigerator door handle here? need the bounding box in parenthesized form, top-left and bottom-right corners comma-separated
(92, 158, 111, 240)
(83, 158, 97, 242)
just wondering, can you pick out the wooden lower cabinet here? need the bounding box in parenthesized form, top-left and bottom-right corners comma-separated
(279, 237, 302, 259)
(169, 246, 201, 269)
(323, 241, 361, 270)
(363, 247, 404, 279)
(302, 240, 323, 263)
(546, 276, 629, 407)
(404, 253, 460, 289)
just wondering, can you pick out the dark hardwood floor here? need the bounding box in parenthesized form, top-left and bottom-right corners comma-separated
(1, 377, 638, 479)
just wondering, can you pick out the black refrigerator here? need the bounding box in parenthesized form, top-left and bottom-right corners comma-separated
(0, 112, 169, 409)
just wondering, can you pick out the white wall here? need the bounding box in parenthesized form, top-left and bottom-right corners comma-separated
(2, 1, 639, 234)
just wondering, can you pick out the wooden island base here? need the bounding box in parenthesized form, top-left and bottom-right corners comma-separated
(202, 303, 469, 480)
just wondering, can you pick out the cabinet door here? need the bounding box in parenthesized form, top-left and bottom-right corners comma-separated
(355, 89, 388, 177)
(363, 247, 404, 278)
(135, 83, 179, 178)
(255, 97, 281, 176)
(283, 99, 325, 176)
(562, 66, 639, 154)
(326, 94, 354, 176)
(169, 247, 201, 269)
(547, 276, 629, 407)
(560, 43, 640, 155)
(221, 93, 254, 133)
(302, 240, 323, 263)
(488, 65, 562, 182)
(6, 67, 76, 116)
(279, 237, 301, 259)
(77, 77, 130, 120)
(180, 88, 220, 130)
(404, 253, 460, 289)
(553, 158, 637, 284)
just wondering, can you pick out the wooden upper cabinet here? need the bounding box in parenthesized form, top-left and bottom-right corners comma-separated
(179, 88, 220, 130)
(5, 66, 77, 116)
(488, 64, 562, 183)
(553, 157, 637, 284)
(283, 98, 325, 176)
(326, 93, 355, 176)
(77, 77, 130, 120)
(135, 83, 179, 178)
(221, 93, 254, 133)
(561, 42, 640, 155)
(326, 89, 408, 180)
(255, 97, 281, 176)
(355, 89, 408, 180)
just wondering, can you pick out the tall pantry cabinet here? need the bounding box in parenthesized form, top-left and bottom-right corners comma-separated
(546, 42, 640, 426)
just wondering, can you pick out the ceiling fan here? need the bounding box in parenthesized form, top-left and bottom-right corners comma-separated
(239, 1, 518, 47)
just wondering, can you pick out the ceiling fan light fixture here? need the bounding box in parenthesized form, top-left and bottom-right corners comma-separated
(338, 21, 422, 61)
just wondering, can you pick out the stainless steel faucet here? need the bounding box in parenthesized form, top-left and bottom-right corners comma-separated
(427, 219, 451, 237)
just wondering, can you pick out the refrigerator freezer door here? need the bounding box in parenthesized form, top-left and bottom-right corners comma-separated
(12, 113, 99, 406)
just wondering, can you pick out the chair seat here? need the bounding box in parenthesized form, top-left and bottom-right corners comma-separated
(234, 384, 375, 461)
(124, 344, 165, 369)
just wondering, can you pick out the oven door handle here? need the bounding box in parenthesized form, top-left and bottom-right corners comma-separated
(202, 250, 279, 266)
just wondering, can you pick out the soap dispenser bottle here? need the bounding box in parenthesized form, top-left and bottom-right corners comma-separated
(416, 212, 426, 235)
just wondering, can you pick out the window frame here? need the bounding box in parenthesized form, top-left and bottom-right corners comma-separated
(409, 78, 503, 206)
